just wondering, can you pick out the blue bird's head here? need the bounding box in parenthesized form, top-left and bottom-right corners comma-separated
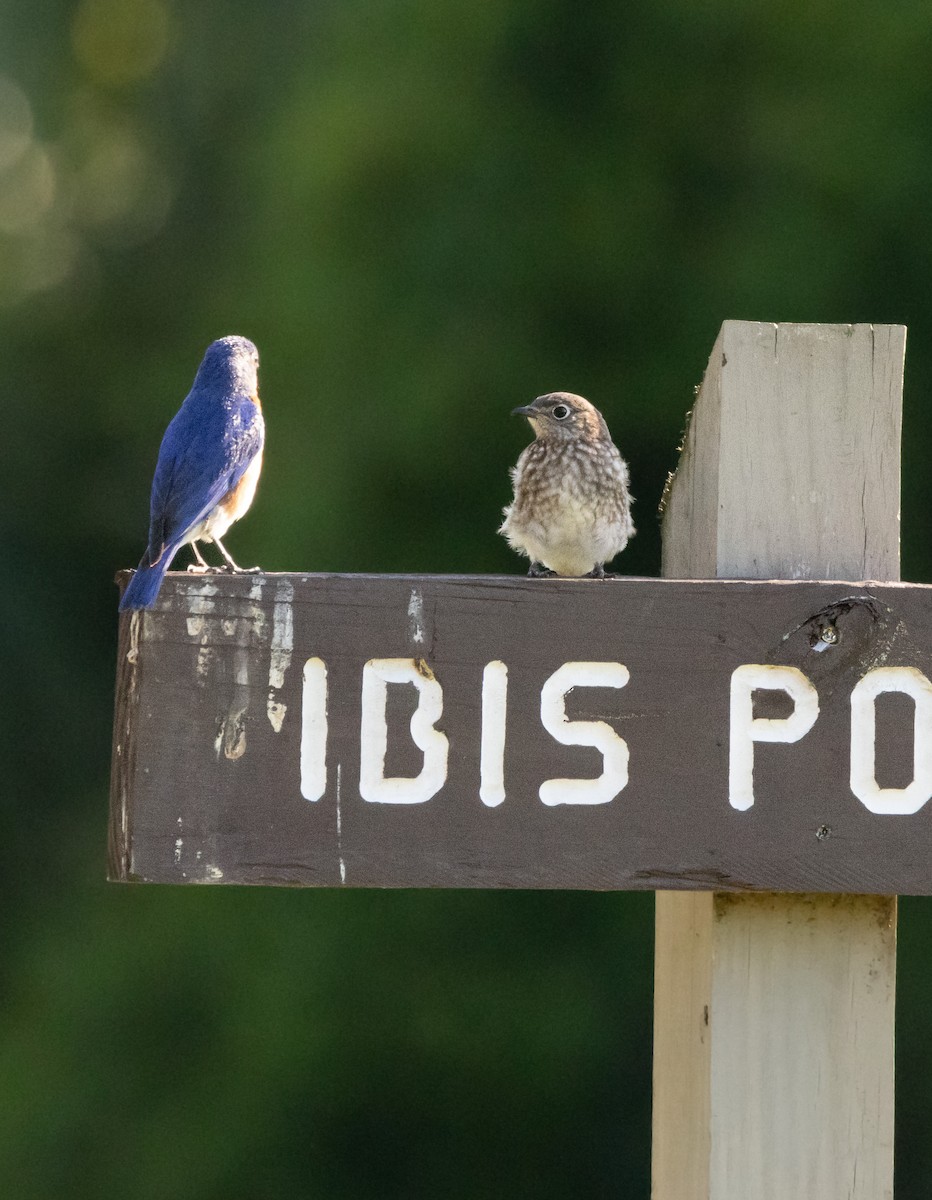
(194, 335, 260, 397)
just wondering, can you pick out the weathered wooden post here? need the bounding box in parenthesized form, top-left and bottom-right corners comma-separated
(111, 321, 920, 1197)
(653, 322, 903, 1199)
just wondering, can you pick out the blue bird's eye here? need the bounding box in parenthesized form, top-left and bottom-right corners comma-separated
(552, 405, 569, 420)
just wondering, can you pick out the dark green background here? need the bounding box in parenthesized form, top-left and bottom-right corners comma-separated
(2, 1, 931, 1195)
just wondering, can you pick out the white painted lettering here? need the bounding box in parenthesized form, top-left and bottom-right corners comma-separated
(300, 657, 328, 801)
(359, 658, 449, 803)
(539, 662, 629, 806)
(729, 664, 819, 811)
(480, 661, 508, 807)
(850, 666, 932, 815)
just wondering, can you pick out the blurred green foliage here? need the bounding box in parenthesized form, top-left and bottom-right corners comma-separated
(2, 0, 932, 1195)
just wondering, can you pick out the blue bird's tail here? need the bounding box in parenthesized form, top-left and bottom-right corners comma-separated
(119, 553, 172, 612)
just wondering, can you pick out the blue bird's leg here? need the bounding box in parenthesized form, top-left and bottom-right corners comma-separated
(186, 541, 214, 573)
(213, 535, 261, 573)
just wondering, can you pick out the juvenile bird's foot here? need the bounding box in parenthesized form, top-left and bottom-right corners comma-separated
(528, 562, 558, 578)
(584, 564, 618, 579)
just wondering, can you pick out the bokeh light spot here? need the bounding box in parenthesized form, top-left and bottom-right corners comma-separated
(21, 225, 83, 295)
(0, 144, 55, 234)
(0, 75, 34, 171)
(73, 121, 174, 246)
(72, 0, 171, 87)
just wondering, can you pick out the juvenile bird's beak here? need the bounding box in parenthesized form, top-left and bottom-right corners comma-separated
(512, 405, 538, 418)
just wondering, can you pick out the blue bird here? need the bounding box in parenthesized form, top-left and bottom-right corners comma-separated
(120, 336, 265, 612)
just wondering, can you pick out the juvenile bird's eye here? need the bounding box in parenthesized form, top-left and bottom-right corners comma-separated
(552, 405, 570, 420)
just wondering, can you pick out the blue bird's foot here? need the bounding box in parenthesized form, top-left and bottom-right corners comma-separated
(212, 535, 260, 574)
(186, 563, 218, 574)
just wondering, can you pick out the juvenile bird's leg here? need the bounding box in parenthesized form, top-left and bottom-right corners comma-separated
(583, 564, 618, 579)
(527, 561, 558, 578)
(213, 535, 261, 573)
(186, 541, 213, 573)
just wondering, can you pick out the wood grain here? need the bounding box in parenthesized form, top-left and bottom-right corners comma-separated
(663, 322, 904, 581)
(652, 321, 901, 1200)
(109, 570, 932, 898)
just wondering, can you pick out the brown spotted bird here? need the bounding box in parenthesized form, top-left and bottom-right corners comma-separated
(500, 391, 634, 578)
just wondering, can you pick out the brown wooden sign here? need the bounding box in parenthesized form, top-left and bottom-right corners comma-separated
(110, 571, 932, 893)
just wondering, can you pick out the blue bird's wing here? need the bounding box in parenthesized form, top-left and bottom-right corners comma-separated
(147, 395, 264, 564)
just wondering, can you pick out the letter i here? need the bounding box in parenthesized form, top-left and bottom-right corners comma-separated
(480, 661, 507, 807)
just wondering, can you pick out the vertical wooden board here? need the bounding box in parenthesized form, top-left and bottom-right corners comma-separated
(661, 327, 722, 580)
(709, 894, 896, 1198)
(651, 891, 712, 1200)
(652, 321, 902, 1200)
(716, 322, 904, 581)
